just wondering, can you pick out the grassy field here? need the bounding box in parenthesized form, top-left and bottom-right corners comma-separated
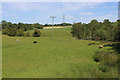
(2, 28, 118, 78)
(0, 31, 2, 79)
(27, 27, 72, 37)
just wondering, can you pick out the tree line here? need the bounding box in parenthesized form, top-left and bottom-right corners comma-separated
(1, 19, 120, 41)
(1, 20, 72, 37)
(71, 19, 120, 42)
(1, 20, 43, 37)
(44, 23, 72, 27)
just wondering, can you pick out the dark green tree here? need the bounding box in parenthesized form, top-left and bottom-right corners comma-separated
(16, 29, 24, 36)
(33, 23, 43, 29)
(94, 29, 108, 40)
(103, 19, 113, 40)
(71, 22, 85, 39)
(33, 28, 41, 37)
(114, 20, 120, 41)
(1, 20, 9, 29)
(7, 28, 17, 36)
(89, 19, 99, 40)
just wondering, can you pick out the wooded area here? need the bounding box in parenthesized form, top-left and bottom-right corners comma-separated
(71, 19, 120, 42)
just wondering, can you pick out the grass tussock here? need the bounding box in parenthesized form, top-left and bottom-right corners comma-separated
(92, 51, 118, 78)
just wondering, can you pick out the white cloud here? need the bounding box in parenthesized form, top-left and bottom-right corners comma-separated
(80, 12, 93, 15)
(62, 2, 102, 11)
(1, 1, 118, 24)
(3, 2, 48, 12)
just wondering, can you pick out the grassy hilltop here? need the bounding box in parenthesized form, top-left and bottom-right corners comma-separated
(2, 27, 118, 78)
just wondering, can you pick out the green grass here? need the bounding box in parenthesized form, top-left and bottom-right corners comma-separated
(27, 27, 72, 37)
(2, 28, 118, 78)
(0, 31, 2, 79)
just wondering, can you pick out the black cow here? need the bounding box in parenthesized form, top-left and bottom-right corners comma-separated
(33, 41, 37, 43)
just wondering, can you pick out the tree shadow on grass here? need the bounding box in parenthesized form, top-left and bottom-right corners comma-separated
(104, 43, 120, 54)
(110, 43, 120, 54)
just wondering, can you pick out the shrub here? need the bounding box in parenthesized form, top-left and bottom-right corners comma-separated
(100, 52, 118, 67)
(33, 23, 43, 29)
(16, 29, 24, 36)
(94, 51, 118, 67)
(71, 22, 85, 39)
(93, 51, 118, 75)
(94, 51, 104, 62)
(7, 28, 17, 36)
(99, 65, 109, 72)
(94, 29, 108, 40)
(25, 32, 32, 37)
(90, 69, 102, 78)
(33, 28, 41, 37)
(88, 42, 98, 46)
(2, 28, 9, 34)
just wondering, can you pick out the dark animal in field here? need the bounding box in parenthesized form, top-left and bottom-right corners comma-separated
(99, 45, 104, 49)
(33, 41, 37, 43)
(88, 43, 98, 46)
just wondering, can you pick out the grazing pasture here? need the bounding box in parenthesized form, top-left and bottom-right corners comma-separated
(43, 26, 72, 29)
(2, 28, 118, 78)
(26, 27, 72, 37)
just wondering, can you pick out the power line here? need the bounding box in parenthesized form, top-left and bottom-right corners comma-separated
(63, 14, 65, 23)
(63, 14, 65, 26)
(50, 16, 56, 40)
(73, 20, 75, 24)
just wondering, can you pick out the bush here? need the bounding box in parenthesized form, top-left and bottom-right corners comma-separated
(33, 28, 41, 37)
(94, 51, 118, 67)
(93, 51, 118, 74)
(25, 31, 32, 37)
(7, 28, 17, 36)
(94, 29, 108, 40)
(100, 53, 118, 67)
(94, 51, 104, 62)
(88, 42, 98, 46)
(33, 23, 43, 29)
(16, 29, 24, 36)
(99, 65, 109, 72)
(2, 28, 9, 34)
(71, 22, 85, 39)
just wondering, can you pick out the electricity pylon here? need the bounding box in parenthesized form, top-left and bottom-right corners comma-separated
(50, 16, 56, 40)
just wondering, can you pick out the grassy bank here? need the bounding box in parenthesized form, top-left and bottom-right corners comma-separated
(2, 28, 118, 78)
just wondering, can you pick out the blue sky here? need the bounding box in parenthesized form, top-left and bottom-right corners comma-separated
(2, 2, 118, 24)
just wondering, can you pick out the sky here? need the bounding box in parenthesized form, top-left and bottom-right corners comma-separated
(1, 2, 118, 24)
(1, 0, 119, 2)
